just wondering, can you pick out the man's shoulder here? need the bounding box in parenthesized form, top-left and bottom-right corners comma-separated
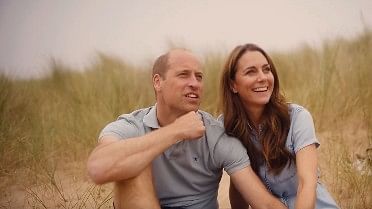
(98, 106, 154, 140)
(198, 110, 224, 128)
(198, 110, 237, 141)
(117, 106, 153, 123)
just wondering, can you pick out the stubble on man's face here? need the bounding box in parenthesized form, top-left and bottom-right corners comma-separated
(160, 51, 203, 114)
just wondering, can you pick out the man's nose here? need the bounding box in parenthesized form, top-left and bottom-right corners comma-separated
(188, 75, 202, 87)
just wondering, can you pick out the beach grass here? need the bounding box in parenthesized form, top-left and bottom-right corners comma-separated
(0, 30, 371, 208)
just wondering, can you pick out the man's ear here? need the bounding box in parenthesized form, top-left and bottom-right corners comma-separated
(153, 74, 162, 91)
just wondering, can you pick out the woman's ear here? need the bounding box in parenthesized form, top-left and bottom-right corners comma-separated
(230, 82, 238, 93)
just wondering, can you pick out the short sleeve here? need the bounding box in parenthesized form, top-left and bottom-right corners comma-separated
(213, 134, 250, 175)
(291, 108, 320, 153)
(98, 119, 139, 141)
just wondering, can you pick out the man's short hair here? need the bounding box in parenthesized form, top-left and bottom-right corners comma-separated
(152, 53, 169, 78)
(152, 48, 191, 78)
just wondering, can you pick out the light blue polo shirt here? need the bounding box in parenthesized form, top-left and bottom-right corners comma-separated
(99, 105, 250, 209)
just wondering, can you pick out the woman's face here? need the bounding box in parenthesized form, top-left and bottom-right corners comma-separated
(232, 50, 274, 111)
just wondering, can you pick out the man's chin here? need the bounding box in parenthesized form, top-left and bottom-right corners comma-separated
(184, 103, 200, 112)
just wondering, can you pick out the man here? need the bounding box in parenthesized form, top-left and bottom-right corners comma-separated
(87, 49, 286, 209)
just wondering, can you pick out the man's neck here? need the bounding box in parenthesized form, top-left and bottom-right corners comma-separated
(155, 105, 181, 127)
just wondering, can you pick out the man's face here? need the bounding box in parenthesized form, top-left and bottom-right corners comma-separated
(155, 50, 203, 115)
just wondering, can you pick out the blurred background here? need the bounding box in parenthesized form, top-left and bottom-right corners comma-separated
(0, 1, 371, 208)
(1, 0, 371, 78)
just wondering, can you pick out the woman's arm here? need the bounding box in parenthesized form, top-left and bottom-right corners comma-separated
(229, 180, 250, 209)
(230, 167, 287, 209)
(295, 144, 318, 209)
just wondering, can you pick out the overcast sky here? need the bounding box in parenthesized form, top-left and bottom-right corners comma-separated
(0, 0, 371, 79)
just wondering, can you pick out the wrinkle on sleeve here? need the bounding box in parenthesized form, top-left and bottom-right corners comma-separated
(291, 108, 320, 153)
(213, 134, 250, 175)
(98, 118, 139, 141)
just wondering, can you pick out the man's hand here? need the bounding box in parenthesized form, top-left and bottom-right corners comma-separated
(171, 111, 205, 140)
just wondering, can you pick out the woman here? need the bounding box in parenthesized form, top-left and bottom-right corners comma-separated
(219, 43, 339, 209)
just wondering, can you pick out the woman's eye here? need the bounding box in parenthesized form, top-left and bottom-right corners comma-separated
(263, 66, 271, 73)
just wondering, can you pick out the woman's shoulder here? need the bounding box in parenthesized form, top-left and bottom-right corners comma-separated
(287, 103, 316, 128)
(288, 103, 305, 112)
(286, 103, 319, 152)
(288, 103, 311, 117)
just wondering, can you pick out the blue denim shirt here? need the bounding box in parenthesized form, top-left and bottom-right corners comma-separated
(255, 104, 338, 208)
(219, 103, 339, 208)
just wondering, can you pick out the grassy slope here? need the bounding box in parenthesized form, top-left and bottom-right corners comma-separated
(0, 31, 371, 208)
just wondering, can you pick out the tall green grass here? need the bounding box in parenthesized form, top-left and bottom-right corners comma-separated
(0, 30, 371, 208)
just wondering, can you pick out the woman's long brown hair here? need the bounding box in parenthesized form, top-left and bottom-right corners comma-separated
(220, 43, 294, 175)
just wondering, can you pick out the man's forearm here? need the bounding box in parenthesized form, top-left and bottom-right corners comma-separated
(87, 125, 182, 184)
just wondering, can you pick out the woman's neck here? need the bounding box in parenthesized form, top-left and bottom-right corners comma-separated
(245, 105, 265, 130)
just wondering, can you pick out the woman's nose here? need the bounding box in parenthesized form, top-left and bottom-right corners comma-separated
(257, 70, 266, 81)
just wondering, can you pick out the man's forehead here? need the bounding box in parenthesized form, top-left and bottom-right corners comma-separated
(168, 50, 200, 63)
(168, 51, 201, 68)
